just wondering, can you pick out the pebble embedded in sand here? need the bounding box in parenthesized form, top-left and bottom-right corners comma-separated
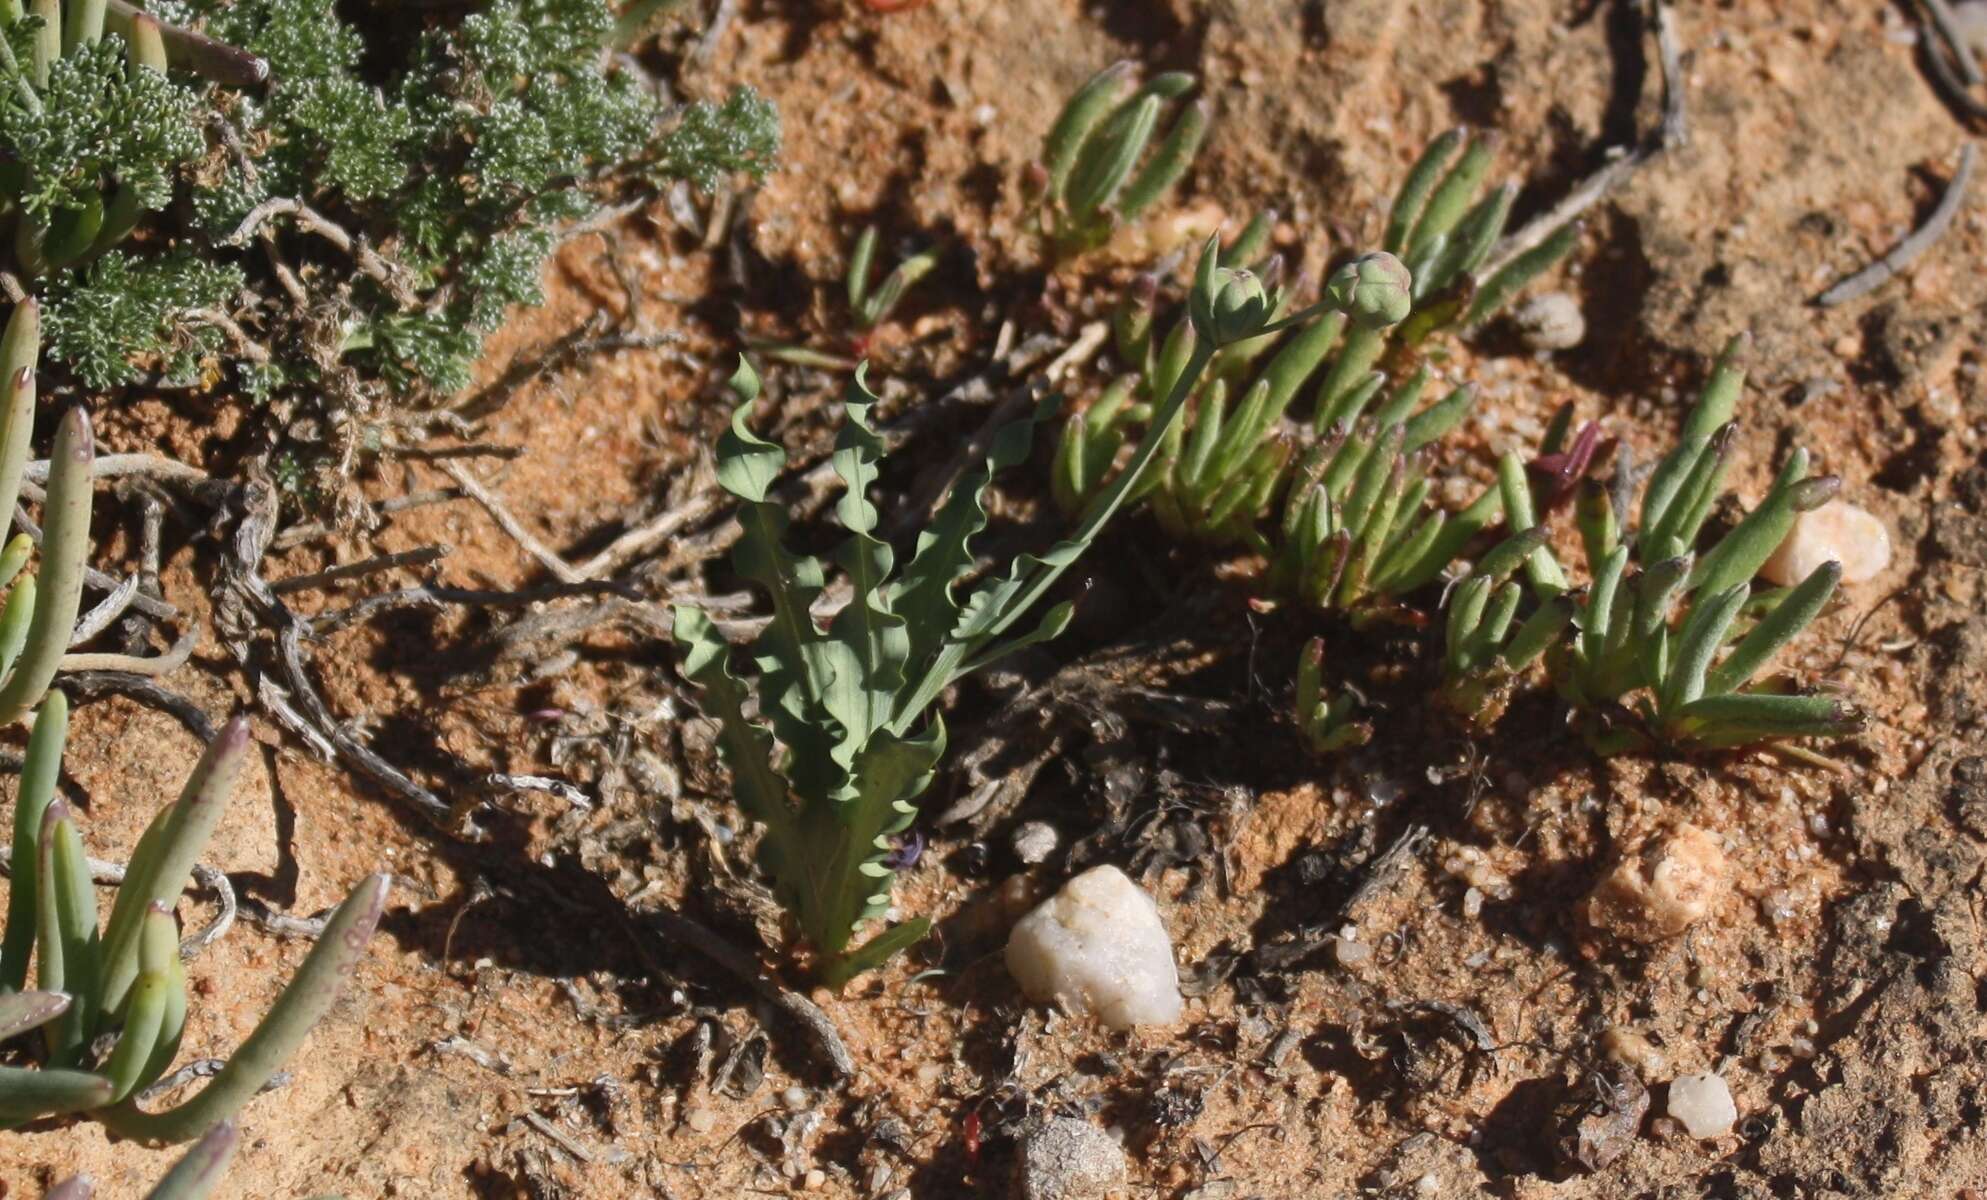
(1760, 499, 1891, 586)
(1016, 1116, 1128, 1200)
(1583, 824, 1729, 943)
(1666, 1071, 1738, 1139)
(1005, 865, 1183, 1030)
(1514, 291, 1586, 351)
(1012, 820, 1061, 865)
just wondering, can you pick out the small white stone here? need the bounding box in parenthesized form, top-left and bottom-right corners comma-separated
(1012, 820, 1060, 865)
(1666, 1071, 1738, 1139)
(1005, 865, 1183, 1030)
(1760, 499, 1891, 586)
(1514, 291, 1586, 351)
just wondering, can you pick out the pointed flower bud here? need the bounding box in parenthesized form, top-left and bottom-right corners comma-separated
(1326, 252, 1413, 330)
(1189, 236, 1275, 345)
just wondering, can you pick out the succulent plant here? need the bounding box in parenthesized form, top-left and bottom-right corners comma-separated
(1432, 335, 1862, 755)
(0, 707, 388, 1143)
(1294, 637, 1371, 755)
(1548, 341, 1858, 753)
(1031, 61, 1209, 257)
(1050, 129, 1578, 621)
(0, 299, 96, 727)
(675, 242, 1270, 985)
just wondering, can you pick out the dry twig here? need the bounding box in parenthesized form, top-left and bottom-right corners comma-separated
(1816, 143, 1978, 306)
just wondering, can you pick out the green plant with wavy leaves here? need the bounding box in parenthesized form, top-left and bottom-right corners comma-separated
(675, 239, 1277, 984)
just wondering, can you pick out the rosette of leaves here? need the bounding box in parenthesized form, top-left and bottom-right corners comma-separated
(674, 243, 1276, 984)
(2, 0, 778, 481)
(1050, 130, 1576, 614)
(0, 708, 389, 1142)
(1547, 338, 1858, 754)
(1031, 60, 1208, 257)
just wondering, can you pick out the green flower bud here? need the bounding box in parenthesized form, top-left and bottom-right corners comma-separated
(1190, 235, 1274, 346)
(1326, 251, 1413, 330)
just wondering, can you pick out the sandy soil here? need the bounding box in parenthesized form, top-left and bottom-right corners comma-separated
(8, 0, 1987, 1197)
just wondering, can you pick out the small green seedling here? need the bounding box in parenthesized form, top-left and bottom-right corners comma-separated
(677, 240, 1275, 985)
(1033, 61, 1209, 257)
(0, 707, 388, 1143)
(1295, 637, 1371, 755)
(847, 225, 941, 333)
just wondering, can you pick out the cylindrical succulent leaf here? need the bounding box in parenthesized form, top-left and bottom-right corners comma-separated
(1042, 61, 1135, 200)
(146, 1119, 241, 1200)
(1063, 94, 1159, 220)
(37, 798, 98, 1063)
(1464, 219, 1580, 328)
(0, 530, 32, 590)
(1114, 99, 1208, 222)
(99, 873, 391, 1144)
(1384, 127, 1465, 254)
(1705, 560, 1841, 696)
(0, 304, 40, 519)
(0, 686, 64, 990)
(0, 988, 71, 1041)
(0, 1064, 115, 1120)
(846, 225, 878, 314)
(64, 0, 108, 53)
(102, 968, 169, 1102)
(98, 716, 251, 1016)
(0, 407, 93, 726)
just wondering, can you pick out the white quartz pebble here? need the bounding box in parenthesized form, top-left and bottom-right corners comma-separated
(1005, 865, 1182, 1030)
(1514, 291, 1586, 351)
(1760, 499, 1891, 586)
(1666, 1071, 1738, 1139)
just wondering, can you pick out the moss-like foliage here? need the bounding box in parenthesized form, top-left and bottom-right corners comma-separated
(0, 0, 777, 473)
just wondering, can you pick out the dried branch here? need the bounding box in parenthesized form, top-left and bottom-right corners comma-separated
(271, 545, 451, 594)
(634, 904, 856, 1081)
(1816, 143, 1977, 306)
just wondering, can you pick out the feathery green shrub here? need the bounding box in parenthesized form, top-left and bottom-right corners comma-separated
(1, 0, 776, 473)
